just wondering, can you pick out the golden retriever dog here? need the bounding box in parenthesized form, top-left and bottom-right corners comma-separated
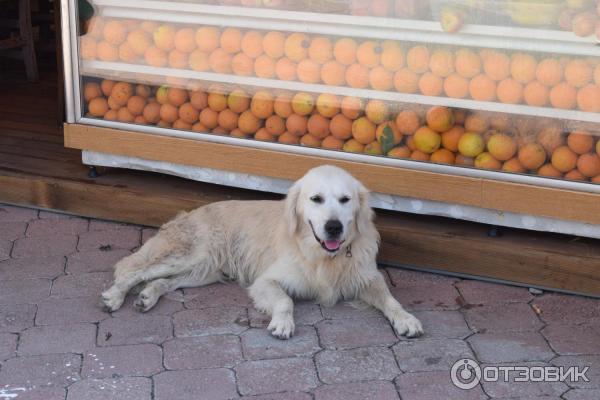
(101, 165, 423, 339)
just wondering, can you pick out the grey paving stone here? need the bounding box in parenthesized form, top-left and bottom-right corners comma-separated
(35, 296, 109, 325)
(0, 240, 12, 261)
(0, 278, 51, 305)
(320, 301, 382, 319)
(241, 326, 320, 360)
(183, 282, 252, 309)
(314, 381, 400, 400)
(463, 303, 544, 333)
(315, 347, 400, 384)
(468, 331, 556, 363)
(316, 317, 397, 349)
(0, 256, 65, 281)
(153, 369, 238, 400)
(542, 324, 600, 355)
(392, 338, 475, 372)
(88, 220, 139, 232)
(12, 234, 78, 259)
(235, 357, 318, 396)
(77, 229, 140, 252)
(0, 204, 38, 222)
(249, 301, 322, 328)
(0, 332, 17, 360)
(532, 294, 600, 326)
(456, 280, 533, 305)
(141, 228, 157, 244)
(395, 370, 488, 400)
(18, 323, 96, 356)
(82, 344, 163, 379)
(97, 316, 172, 346)
(563, 388, 600, 400)
(480, 362, 569, 398)
(0, 303, 37, 333)
(0, 387, 67, 400)
(26, 218, 88, 237)
(241, 393, 312, 400)
(39, 210, 75, 219)
(163, 335, 242, 370)
(398, 310, 472, 341)
(0, 221, 26, 241)
(51, 272, 113, 299)
(66, 249, 131, 274)
(173, 307, 249, 337)
(387, 267, 460, 287)
(66, 377, 152, 400)
(390, 282, 462, 311)
(552, 355, 600, 389)
(0, 353, 81, 387)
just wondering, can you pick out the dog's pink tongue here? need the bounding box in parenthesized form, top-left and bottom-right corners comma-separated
(324, 240, 341, 250)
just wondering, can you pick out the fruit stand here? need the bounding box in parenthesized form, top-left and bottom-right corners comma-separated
(59, 0, 600, 292)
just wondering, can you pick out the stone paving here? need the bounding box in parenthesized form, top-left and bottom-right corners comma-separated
(0, 203, 599, 399)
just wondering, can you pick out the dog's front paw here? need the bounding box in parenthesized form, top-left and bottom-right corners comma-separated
(267, 314, 295, 339)
(391, 312, 424, 338)
(101, 286, 125, 312)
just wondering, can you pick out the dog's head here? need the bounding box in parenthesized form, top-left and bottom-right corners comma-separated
(284, 165, 374, 256)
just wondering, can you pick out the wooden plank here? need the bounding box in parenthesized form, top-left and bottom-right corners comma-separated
(64, 123, 600, 225)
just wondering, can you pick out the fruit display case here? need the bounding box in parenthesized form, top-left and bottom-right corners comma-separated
(61, 0, 600, 239)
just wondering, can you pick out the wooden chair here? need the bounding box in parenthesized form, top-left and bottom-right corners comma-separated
(0, 0, 39, 81)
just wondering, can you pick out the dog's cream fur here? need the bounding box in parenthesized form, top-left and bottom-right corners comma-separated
(101, 165, 423, 339)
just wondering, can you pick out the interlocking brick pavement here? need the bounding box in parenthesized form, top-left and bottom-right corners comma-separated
(0, 204, 598, 399)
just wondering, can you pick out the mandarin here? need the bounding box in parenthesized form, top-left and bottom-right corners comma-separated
(241, 30, 264, 58)
(418, 72, 443, 96)
(333, 38, 357, 66)
(330, 114, 353, 139)
(469, 74, 497, 101)
(429, 49, 454, 78)
(308, 37, 333, 64)
(523, 81, 549, 106)
(275, 58, 297, 81)
(443, 73, 469, 98)
(564, 59, 592, 88)
(369, 66, 394, 91)
(455, 48, 481, 79)
(286, 113, 308, 136)
(345, 63, 370, 88)
(394, 68, 419, 93)
(321, 61, 347, 86)
(231, 53, 254, 76)
(220, 27, 242, 54)
(284, 33, 309, 62)
(496, 78, 523, 104)
(510, 53, 537, 84)
(406, 46, 429, 74)
(395, 110, 420, 135)
(550, 82, 577, 109)
(536, 58, 563, 87)
(483, 51, 510, 81)
(174, 28, 196, 53)
(380, 40, 404, 71)
(321, 136, 345, 150)
(297, 59, 321, 83)
(254, 54, 276, 78)
(263, 31, 286, 58)
(195, 26, 220, 53)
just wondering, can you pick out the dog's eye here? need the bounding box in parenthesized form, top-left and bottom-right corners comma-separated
(339, 196, 351, 204)
(310, 195, 324, 204)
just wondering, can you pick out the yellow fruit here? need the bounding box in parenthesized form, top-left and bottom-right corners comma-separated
(458, 132, 485, 157)
(352, 117, 376, 145)
(315, 93, 340, 118)
(487, 133, 517, 161)
(291, 92, 315, 116)
(474, 152, 502, 170)
(413, 126, 442, 154)
(364, 100, 389, 125)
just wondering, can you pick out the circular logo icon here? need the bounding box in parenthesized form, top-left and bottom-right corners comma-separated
(451, 358, 482, 390)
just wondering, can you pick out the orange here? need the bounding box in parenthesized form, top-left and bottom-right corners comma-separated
(229, 128, 248, 138)
(510, 53, 537, 84)
(577, 84, 600, 112)
(455, 109, 467, 124)
(156, 120, 172, 128)
(333, 38, 357, 66)
(564, 169, 586, 181)
(567, 131, 594, 154)
(126, 95, 146, 116)
(153, 25, 176, 51)
(345, 63, 370, 89)
(369, 66, 394, 91)
(418, 72, 443, 96)
(217, 109, 239, 131)
(502, 158, 526, 173)
(284, 33, 309, 62)
(429, 49, 454, 78)
(85, 16, 104, 39)
(564, 59, 592, 88)
(211, 126, 228, 135)
(80, 36, 97, 60)
(209, 49, 232, 73)
(291, 92, 314, 115)
(286, 114, 308, 136)
(300, 134, 323, 148)
(103, 20, 127, 46)
(262, 31, 285, 59)
(316, 93, 340, 118)
(364, 141, 384, 155)
(483, 51, 510, 81)
(254, 55, 276, 78)
(97, 41, 118, 62)
(84, 82, 102, 102)
(537, 125, 564, 154)
(107, 96, 120, 110)
(207, 91, 227, 112)
(380, 40, 404, 72)
(232, 53, 254, 76)
(410, 150, 430, 161)
(241, 30, 264, 58)
(487, 133, 517, 161)
(441, 125, 465, 152)
(88, 97, 109, 117)
(278, 131, 300, 145)
(177, 102, 199, 124)
(342, 139, 366, 153)
(406, 46, 429, 74)
(250, 91, 274, 119)
(167, 88, 188, 107)
(395, 110, 420, 135)
(550, 82, 577, 109)
(265, 115, 286, 136)
(536, 58, 563, 87)
(144, 45, 167, 67)
(518, 142, 546, 170)
(406, 135, 417, 151)
(255, 128, 275, 142)
(307, 114, 331, 139)
(352, 117, 376, 144)
(469, 74, 497, 101)
(274, 94, 293, 118)
(458, 132, 485, 157)
(159, 103, 178, 123)
(174, 28, 196, 53)
(297, 59, 321, 83)
(475, 152, 502, 170)
(134, 115, 147, 125)
(275, 58, 297, 81)
(387, 146, 411, 158)
(496, 78, 523, 104)
(111, 82, 133, 106)
(172, 119, 192, 130)
(413, 126, 441, 153)
(593, 175, 600, 183)
(140, 21, 159, 34)
(430, 149, 455, 164)
(308, 37, 333, 63)
(321, 136, 345, 150)
(136, 84, 151, 98)
(117, 107, 135, 123)
(523, 81, 549, 107)
(538, 163, 562, 178)
(168, 49, 188, 69)
(455, 154, 474, 166)
(577, 153, 600, 177)
(189, 49, 209, 71)
(443, 73, 469, 98)
(341, 96, 363, 119)
(365, 100, 389, 124)
(375, 121, 402, 147)
(199, 108, 219, 129)
(394, 68, 419, 93)
(238, 110, 262, 134)
(220, 27, 242, 54)
(190, 90, 208, 110)
(227, 89, 250, 113)
(118, 42, 137, 63)
(142, 102, 161, 123)
(426, 106, 454, 132)
(551, 146, 578, 172)
(356, 41, 381, 68)
(330, 114, 353, 139)
(595, 64, 600, 85)
(455, 48, 481, 79)
(321, 61, 347, 86)
(195, 26, 220, 53)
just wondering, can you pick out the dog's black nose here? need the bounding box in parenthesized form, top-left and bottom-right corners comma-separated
(325, 220, 343, 237)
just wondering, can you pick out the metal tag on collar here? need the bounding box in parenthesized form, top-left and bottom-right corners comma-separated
(345, 244, 352, 258)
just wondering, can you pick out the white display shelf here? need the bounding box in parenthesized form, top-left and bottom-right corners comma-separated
(92, 0, 600, 57)
(81, 60, 600, 125)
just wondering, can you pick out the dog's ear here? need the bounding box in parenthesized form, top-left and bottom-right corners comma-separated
(356, 182, 375, 235)
(284, 180, 301, 236)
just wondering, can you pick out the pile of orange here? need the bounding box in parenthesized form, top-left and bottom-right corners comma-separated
(84, 78, 600, 183)
(81, 17, 600, 113)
